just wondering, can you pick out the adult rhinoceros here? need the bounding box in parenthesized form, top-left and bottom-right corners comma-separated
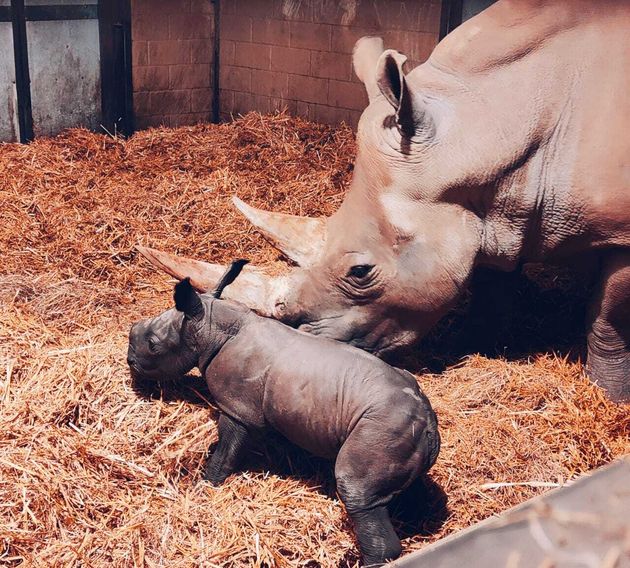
(139, 0, 630, 401)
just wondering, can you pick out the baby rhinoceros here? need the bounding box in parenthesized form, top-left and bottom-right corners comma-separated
(127, 260, 440, 566)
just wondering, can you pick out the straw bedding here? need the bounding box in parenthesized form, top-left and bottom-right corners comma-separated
(0, 112, 628, 567)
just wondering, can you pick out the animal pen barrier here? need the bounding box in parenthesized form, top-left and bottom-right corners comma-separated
(1, 0, 493, 142)
(0, 0, 132, 143)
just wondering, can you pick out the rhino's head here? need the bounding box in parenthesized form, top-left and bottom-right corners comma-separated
(128, 261, 249, 380)
(127, 279, 209, 382)
(127, 306, 193, 382)
(141, 37, 486, 356)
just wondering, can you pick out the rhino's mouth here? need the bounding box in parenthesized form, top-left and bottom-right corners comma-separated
(128, 358, 160, 377)
(128, 363, 184, 387)
(128, 362, 142, 376)
(297, 316, 416, 359)
(370, 331, 418, 358)
(128, 363, 158, 383)
(127, 353, 177, 383)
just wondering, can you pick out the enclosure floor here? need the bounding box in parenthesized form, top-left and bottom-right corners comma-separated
(0, 113, 628, 567)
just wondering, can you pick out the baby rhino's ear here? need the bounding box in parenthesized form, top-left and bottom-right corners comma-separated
(174, 277, 205, 321)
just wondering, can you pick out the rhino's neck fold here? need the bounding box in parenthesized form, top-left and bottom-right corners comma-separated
(196, 300, 248, 374)
(478, 90, 587, 270)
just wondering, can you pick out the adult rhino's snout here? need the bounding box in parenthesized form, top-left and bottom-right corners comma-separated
(273, 299, 306, 328)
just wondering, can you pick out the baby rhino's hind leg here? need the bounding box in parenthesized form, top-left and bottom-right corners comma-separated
(343, 505, 401, 568)
(335, 421, 419, 566)
(204, 413, 251, 485)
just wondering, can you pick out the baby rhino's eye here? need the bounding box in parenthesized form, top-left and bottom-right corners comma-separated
(148, 337, 159, 353)
(347, 264, 374, 279)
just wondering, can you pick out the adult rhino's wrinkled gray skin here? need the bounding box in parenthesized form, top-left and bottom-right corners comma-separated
(138, 0, 630, 402)
(127, 262, 440, 566)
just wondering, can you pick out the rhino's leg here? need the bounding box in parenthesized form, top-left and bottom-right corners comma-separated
(586, 252, 630, 402)
(204, 413, 251, 485)
(334, 422, 418, 566)
(343, 506, 401, 568)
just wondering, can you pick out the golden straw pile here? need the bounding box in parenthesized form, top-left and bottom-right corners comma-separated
(0, 113, 628, 567)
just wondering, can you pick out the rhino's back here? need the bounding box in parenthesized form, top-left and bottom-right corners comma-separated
(248, 318, 432, 459)
(428, 0, 630, 249)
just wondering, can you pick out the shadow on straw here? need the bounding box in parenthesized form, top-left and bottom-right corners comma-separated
(130, 371, 216, 409)
(131, 369, 448, 541)
(399, 263, 593, 375)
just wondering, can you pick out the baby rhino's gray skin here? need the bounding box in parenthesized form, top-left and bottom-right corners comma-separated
(128, 269, 440, 566)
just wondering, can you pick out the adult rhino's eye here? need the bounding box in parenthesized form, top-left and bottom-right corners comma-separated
(148, 337, 158, 353)
(347, 264, 374, 279)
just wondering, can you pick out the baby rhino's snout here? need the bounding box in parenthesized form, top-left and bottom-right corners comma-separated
(127, 345, 136, 368)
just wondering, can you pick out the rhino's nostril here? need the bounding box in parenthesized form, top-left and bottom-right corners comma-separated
(299, 322, 322, 335)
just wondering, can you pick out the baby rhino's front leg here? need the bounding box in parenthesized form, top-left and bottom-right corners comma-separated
(204, 414, 251, 485)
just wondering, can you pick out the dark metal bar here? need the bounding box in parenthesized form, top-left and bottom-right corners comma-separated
(97, 0, 115, 133)
(1, 4, 97, 22)
(439, 0, 463, 40)
(211, 0, 220, 123)
(98, 0, 134, 136)
(117, 17, 134, 134)
(11, 0, 34, 142)
(25, 4, 98, 21)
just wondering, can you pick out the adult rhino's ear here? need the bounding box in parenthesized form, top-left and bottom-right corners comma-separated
(376, 49, 427, 139)
(174, 277, 204, 321)
(353, 36, 385, 103)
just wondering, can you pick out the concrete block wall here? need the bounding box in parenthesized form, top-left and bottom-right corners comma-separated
(130, 0, 442, 129)
(131, 0, 215, 129)
(219, 0, 441, 127)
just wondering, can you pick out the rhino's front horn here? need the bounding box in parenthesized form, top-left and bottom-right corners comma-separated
(232, 196, 326, 267)
(136, 246, 278, 315)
